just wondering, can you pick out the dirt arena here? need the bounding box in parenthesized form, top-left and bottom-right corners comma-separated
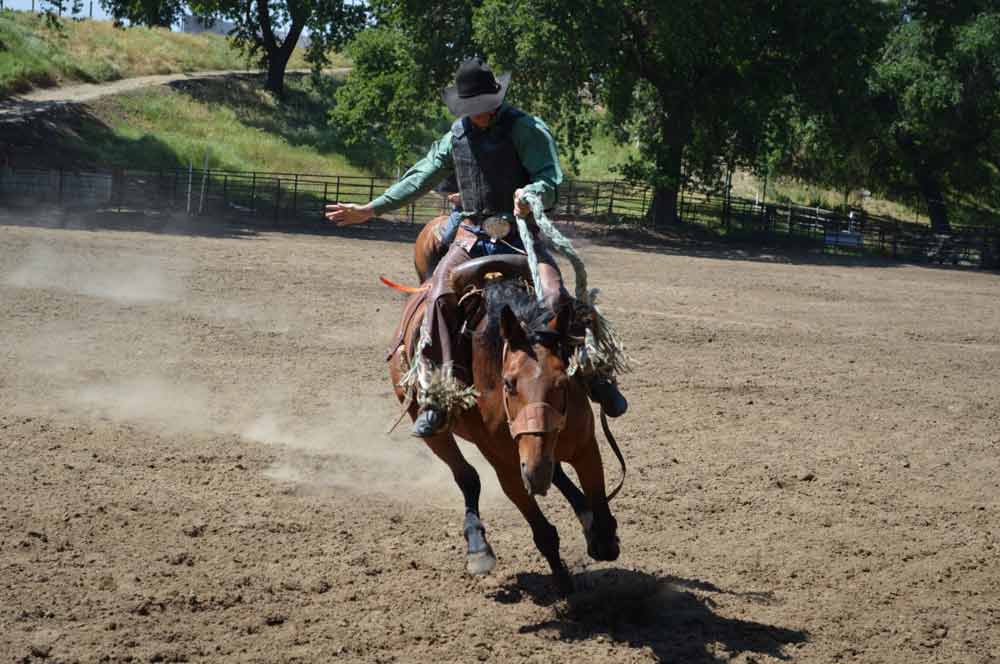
(2, 214, 998, 663)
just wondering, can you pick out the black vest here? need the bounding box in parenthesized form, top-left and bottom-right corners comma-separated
(451, 106, 531, 218)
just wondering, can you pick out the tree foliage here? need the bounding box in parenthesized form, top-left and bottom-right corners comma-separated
(475, 0, 893, 225)
(328, 26, 448, 171)
(98, 0, 184, 27)
(867, 1, 1000, 230)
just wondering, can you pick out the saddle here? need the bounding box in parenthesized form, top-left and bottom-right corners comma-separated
(386, 255, 589, 373)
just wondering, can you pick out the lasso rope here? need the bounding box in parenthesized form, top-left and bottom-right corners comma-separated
(515, 193, 631, 379)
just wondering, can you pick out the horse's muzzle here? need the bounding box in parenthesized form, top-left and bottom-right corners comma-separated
(521, 456, 554, 496)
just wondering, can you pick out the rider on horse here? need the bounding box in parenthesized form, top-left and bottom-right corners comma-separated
(325, 58, 628, 437)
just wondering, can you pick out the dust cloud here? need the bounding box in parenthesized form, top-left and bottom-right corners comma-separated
(1, 230, 500, 505)
(242, 400, 501, 506)
(5, 243, 184, 302)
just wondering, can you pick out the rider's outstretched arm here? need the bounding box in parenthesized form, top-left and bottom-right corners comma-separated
(325, 134, 456, 226)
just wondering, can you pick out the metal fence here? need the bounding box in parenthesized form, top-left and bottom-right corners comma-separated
(0, 165, 651, 225)
(675, 189, 1000, 268)
(2, 164, 997, 268)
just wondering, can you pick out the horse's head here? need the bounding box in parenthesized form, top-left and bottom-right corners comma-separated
(453, 255, 574, 497)
(499, 303, 570, 496)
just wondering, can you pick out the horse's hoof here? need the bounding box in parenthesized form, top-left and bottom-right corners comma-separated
(466, 546, 497, 575)
(587, 536, 621, 562)
(553, 569, 575, 596)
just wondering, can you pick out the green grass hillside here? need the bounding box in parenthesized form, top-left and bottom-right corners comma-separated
(0, 10, 323, 95)
(87, 74, 369, 175)
(1, 73, 373, 177)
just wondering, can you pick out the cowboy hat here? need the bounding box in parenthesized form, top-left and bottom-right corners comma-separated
(442, 58, 511, 117)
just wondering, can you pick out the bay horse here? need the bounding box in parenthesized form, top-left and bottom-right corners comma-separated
(386, 216, 621, 593)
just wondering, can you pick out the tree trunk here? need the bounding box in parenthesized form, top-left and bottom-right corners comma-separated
(913, 165, 950, 233)
(266, 55, 289, 97)
(263, 22, 304, 98)
(644, 110, 689, 228)
(647, 186, 679, 228)
(257, 0, 306, 99)
(897, 131, 950, 233)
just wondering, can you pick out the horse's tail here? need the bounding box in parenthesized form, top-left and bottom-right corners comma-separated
(380, 276, 429, 294)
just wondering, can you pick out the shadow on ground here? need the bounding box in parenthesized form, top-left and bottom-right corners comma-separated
(489, 568, 807, 663)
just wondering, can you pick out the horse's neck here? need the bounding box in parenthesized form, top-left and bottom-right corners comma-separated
(470, 317, 504, 392)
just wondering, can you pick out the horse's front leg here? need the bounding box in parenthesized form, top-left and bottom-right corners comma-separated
(494, 464, 574, 594)
(565, 439, 621, 562)
(422, 431, 496, 575)
(552, 464, 599, 552)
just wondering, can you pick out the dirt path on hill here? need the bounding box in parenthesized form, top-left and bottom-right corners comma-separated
(0, 68, 351, 120)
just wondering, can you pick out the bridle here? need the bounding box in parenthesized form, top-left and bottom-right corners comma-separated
(501, 341, 567, 438)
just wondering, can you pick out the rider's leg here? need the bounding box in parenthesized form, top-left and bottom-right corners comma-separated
(412, 242, 472, 437)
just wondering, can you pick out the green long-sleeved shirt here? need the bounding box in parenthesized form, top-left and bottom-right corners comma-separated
(370, 105, 563, 215)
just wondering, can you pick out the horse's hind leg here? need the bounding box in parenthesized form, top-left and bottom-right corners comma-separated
(495, 465, 574, 595)
(422, 432, 496, 575)
(567, 441, 621, 562)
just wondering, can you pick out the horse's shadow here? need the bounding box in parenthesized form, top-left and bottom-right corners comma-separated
(488, 568, 807, 663)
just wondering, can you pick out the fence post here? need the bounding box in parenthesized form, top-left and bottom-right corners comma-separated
(323, 181, 328, 207)
(250, 172, 257, 210)
(567, 180, 575, 216)
(186, 161, 193, 215)
(369, 177, 375, 203)
(892, 220, 899, 258)
(292, 174, 299, 217)
(335, 176, 341, 202)
(274, 178, 282, 220)
(981, 228, 989, 269)
(222, 174, 228, 209)
(640, 186, 647, 219)
(592, 183, 600, 216)
(607, 182, 616, 215)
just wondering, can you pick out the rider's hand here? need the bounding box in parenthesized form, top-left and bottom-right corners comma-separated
(514, 188, 531, 218)
(447, 192, 462, 207)
(324, 202, 374, 227)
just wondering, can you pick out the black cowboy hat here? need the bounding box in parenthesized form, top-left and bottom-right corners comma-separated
(442, 58, 511, 117)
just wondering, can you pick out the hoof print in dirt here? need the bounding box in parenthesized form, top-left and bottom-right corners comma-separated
(264, 613, 287, 626)
(182, 524, 206, 538)
(166, 551, 194, 566)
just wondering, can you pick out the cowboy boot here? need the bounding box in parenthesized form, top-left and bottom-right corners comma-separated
(588, 377, 628, 418)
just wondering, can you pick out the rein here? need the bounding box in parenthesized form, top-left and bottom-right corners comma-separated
(600, 408, 626, 502)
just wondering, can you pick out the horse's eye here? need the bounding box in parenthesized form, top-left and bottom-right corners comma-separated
(503, 377, 517, 394)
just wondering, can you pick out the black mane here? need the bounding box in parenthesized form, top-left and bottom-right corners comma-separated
(482, 278, 559, 349)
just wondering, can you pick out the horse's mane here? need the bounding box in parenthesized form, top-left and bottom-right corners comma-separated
(481, 278, 560, 350)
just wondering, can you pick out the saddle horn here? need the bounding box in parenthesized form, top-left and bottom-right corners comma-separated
(450, 255, 533, 292)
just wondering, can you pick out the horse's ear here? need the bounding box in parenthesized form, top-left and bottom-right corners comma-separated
(500, 305, 528, 346)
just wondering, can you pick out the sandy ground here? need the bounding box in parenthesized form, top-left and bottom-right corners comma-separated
(1, 215, 999, 663)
